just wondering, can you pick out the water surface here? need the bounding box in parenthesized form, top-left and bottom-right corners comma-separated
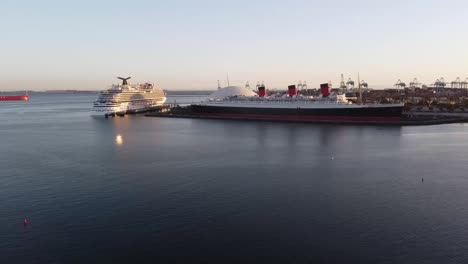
(1, 93, 468, 263)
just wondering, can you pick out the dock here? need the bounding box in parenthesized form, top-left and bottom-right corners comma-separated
(104, 104, 178, 118)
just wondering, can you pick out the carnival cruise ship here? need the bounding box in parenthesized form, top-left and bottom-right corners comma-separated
(190, 83, 404, 123)
(91, 77, 166, 116)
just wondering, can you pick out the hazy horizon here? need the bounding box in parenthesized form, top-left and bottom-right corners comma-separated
(2, 0, 468, 91)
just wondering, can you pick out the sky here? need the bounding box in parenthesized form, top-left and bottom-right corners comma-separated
(1, 0, 468, 90)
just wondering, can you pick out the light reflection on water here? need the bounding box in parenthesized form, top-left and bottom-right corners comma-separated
(115, 134, 123, 145)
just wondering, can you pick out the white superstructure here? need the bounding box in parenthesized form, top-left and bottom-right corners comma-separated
(200, 86, 403, 109)
(200, 96, 403, 109)
(91, 77, 166, 116)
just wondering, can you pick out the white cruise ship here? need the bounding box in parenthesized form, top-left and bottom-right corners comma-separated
(91, 77, 166, 116)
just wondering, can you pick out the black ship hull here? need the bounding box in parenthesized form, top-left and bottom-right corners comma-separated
(190, 104, 404, 123)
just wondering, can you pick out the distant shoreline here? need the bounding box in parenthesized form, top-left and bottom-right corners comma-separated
(0, 90, 214, 95)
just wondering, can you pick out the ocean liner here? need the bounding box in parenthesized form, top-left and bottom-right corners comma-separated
(91, 77, 166, 116)
(190, 83, 404, 123)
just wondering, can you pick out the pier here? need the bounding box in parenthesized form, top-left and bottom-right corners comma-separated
(103, 104, 178, 118)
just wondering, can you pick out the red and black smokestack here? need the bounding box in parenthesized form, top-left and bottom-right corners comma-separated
(288, 85, 297, 97)
(258, 85, 267, 97)
(320, 83, 330, 97)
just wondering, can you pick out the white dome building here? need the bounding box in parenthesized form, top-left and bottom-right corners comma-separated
(208, 86, 257, 100)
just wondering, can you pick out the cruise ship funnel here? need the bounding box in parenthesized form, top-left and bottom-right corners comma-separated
(288, 85, 297, 97)
(117, 77, 131, 85)
(321, 83, 330, 97)
(258, 85, 267, 97)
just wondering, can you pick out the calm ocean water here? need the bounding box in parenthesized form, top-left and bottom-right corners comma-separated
(2, 93, 468, 263)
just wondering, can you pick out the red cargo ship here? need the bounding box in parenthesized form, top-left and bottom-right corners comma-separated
(0, 94, 29, 101)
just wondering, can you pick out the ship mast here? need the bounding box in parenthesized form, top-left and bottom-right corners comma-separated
(340, 74, 347, 90)
(358, 73, 362, 105)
